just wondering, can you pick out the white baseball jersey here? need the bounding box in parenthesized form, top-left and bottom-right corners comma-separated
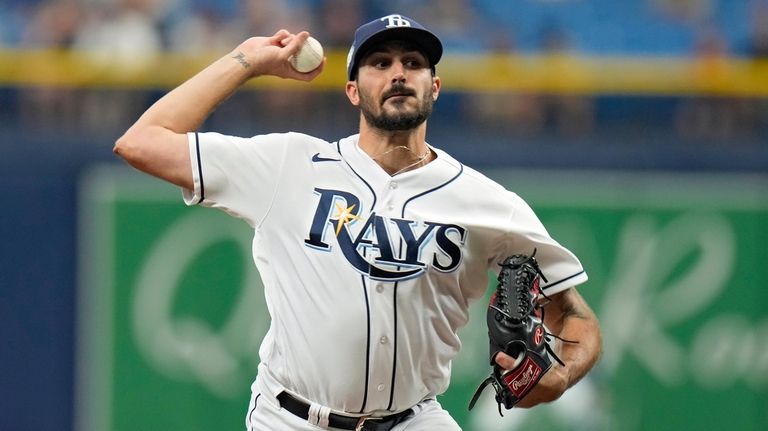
(182, 132, 588, 416)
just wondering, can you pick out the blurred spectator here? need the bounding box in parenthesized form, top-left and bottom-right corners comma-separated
(1, 0, 766, 141)
(0, 2, 28, 47)
(737, 1, 768, 58)
(73, 0, 162, 68)
(233, 0, 312, 36)
(460, 27, 546, 136)
(309, 0, 363, 133)
(675, 23, 753, 140)
(528, 22, 595, 137)
(650, 0, 714, 23)
(317, 0, 363, 48)
(16, 0, 83, 133)
(70, 0, 164, 135)
(21, 0, 81, 48)
(735, 1, 768, 137)
(464, 20, 594, 138)
(164, 3, 233, 54)
(164, 0, 314, 55)
(408, 0, 486, 52)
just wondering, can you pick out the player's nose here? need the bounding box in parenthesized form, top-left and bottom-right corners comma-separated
(390, 63, 406, 84)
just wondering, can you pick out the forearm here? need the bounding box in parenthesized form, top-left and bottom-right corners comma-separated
(132, 51, 252, 134)
(136, 31, 323, 134)
(114, 31, 323, 188)
(545, 287, 602, 388)
(113, 50, 253, 188)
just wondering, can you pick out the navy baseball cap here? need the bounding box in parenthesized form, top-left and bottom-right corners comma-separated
(346, 14, 443, 80)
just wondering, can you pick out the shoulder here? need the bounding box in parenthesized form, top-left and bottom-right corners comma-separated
(252, 131, 333, 147)
(282, 131, 333, 145)
(461, 165, 510, 194)
(196, 131, 332, 145)
(197, 131, 337, 155)
(433, 148, 511, 195)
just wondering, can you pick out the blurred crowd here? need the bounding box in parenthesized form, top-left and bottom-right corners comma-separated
(4, 0, 768, 55)
(1, 0, 767, 142)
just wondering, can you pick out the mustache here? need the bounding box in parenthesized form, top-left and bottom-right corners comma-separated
(382, 84, 416, 100)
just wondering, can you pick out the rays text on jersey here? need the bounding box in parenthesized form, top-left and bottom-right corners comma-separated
(304, 188, 467, 280)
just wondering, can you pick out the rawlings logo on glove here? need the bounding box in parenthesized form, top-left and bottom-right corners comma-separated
(468, 250, 571, 415)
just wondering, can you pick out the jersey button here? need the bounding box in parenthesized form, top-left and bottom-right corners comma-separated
(376, 285, 384, 293)
(377, 384, 386, 391)
(389, 182, 398, 189)
(379, 336, 389, 344)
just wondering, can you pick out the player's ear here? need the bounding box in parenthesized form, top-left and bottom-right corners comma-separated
(345, 81, 361, 106)
(432, 76, 441, 101)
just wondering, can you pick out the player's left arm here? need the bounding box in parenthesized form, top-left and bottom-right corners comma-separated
(495, 286, 602, 408)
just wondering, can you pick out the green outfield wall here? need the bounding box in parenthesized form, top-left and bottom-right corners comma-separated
(77, 166, 768, 431)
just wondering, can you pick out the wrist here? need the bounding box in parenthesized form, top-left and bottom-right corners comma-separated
(221, 50, 259, 83)
(230, 51, 252, 70)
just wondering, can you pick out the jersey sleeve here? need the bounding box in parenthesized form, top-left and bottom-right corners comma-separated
(182, 131, 289, 227)
(499, 191, 588, 295)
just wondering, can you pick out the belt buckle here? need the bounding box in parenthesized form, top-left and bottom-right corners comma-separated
(355, 416, 376, 431)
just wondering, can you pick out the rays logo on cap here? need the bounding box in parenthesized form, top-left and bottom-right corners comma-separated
(381, 14, 412, 28)
(346, 13, 443, 80)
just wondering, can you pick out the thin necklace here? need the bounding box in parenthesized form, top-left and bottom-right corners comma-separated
(373, 145, 432, 176)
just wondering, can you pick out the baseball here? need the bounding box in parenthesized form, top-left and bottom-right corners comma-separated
(290, 36, 324, 73)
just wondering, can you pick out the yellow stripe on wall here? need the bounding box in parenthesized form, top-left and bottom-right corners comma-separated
(1, 49, 767, 96)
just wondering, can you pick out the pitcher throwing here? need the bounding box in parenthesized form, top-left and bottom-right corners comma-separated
(114, 13, 602, 431)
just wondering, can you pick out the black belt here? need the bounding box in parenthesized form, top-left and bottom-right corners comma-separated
(277, 392, 414, 431)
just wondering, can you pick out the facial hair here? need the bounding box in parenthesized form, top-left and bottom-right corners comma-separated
(359, 83, 434, 131)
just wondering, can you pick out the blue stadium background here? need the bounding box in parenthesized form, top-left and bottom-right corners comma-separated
(1, 1, 767, 430)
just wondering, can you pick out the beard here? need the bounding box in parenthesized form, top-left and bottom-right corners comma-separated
(359, 83, 434, 131)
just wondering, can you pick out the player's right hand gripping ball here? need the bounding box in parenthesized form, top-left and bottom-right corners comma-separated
(289, 36, 324, 73)
(468, 250, 565, 415)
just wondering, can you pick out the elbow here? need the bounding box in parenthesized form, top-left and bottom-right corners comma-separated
(111, 126, 191, 188)
(113, 129, 146, 168)
(113, 131, 134, 161)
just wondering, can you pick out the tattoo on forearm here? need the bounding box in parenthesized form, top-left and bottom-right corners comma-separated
(563, 302, 587, 320)
(232, 51, 250, 69)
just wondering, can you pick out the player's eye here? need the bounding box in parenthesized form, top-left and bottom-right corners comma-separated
(404, 59, 422, 69)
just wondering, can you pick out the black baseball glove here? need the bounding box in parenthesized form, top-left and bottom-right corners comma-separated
(468, 250, 567, 415)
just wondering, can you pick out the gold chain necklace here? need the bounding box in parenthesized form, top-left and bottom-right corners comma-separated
(372, 145, 432, 176)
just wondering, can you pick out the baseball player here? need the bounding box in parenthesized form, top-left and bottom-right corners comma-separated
(114, 14, 602, 431)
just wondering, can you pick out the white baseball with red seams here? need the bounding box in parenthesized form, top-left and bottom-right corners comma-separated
(290, 36, 324, 73)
